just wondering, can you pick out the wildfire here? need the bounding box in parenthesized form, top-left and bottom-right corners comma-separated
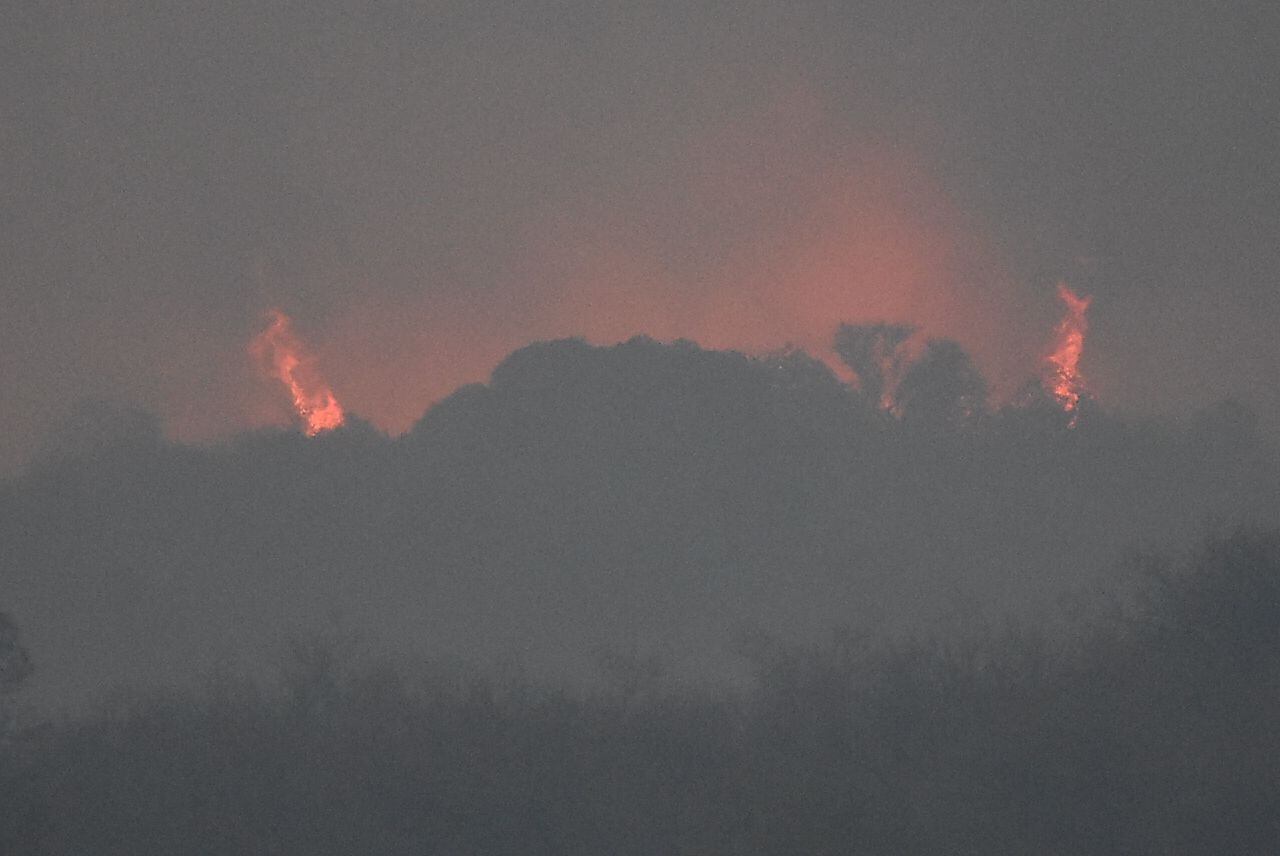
(832, 323, 919, 412)
(1044, 282, 1091, 416)
(249, 309, 346, 436)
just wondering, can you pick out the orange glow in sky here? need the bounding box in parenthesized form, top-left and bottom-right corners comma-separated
(235, 117, 1048, 439)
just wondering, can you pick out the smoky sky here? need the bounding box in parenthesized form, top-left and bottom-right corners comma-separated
(2, 1, 1278, 474)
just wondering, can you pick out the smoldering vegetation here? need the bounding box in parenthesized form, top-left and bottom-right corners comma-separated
(3, 528, 1280, 853)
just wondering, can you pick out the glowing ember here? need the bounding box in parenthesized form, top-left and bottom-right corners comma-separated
(249, 310, 346, 436)
(1044, 282, 1092, 417)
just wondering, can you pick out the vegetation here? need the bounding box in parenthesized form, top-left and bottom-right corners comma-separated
(0, 611, 33, 696)
(3, 530, 1280, 854)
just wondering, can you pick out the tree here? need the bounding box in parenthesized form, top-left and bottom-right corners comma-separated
(0, 612, 33, 696)
(894, 338, 987, 426)
(833, 323, 916, 409)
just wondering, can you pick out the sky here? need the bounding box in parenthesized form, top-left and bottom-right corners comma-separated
(3, 0, 1278, 474)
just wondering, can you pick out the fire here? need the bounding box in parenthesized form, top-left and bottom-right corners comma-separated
(249, 309, 346, 436)
(1044, 282, 1091, 416)
(832, 323, 919, 411)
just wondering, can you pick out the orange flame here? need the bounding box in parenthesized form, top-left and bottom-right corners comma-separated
(1044, 282, 1091, 416)
(249, 310, 345, 436)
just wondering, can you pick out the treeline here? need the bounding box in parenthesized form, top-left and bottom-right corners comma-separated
(6, 336, 1274, 711)
(3, 529, 1280, 854)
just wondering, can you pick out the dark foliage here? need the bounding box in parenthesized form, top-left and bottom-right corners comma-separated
(4, 336, 1276, 709)
(4, 531, 1280, 854)
(0, 612, 33, 695)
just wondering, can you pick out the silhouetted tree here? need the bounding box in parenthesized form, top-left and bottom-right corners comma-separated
(894, 338, 988, 426)
(0, 612, 32, 695)
(1138, 528, 1280, 673)
(833, 322, 916, 408)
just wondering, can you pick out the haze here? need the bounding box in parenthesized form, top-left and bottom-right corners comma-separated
(3, 1, 1277, 473)
(3, 2, 1280, 851)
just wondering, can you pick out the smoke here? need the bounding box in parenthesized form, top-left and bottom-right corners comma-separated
(291, 94, 1045, 441)
(4, 0, 1278, 479)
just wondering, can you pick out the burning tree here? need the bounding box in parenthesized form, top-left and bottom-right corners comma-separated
(1044, 282, 1091, 416)
(833, 322, 917, 411)
(249, 310, 346, 436)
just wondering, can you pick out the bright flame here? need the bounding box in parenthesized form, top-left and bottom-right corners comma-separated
(249, 310, 346, 436)
(1044, 282, 1091, 416)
